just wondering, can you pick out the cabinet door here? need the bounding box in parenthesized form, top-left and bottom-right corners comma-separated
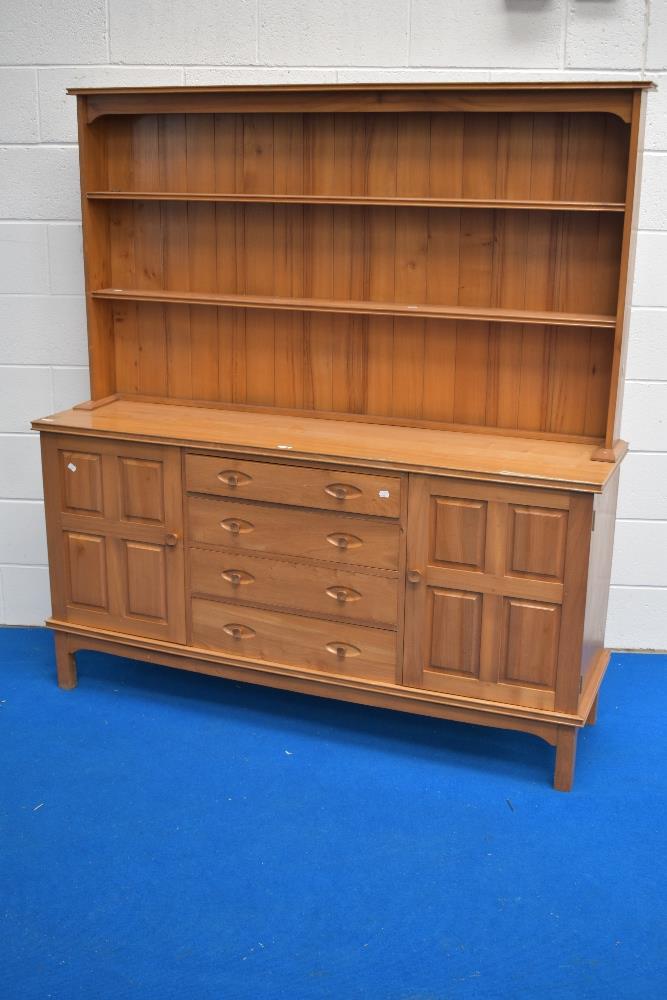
(43, 435, 186, 642)
(403, 476, 591, 712)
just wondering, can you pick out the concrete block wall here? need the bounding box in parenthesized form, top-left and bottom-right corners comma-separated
(0, 1, 664, 649)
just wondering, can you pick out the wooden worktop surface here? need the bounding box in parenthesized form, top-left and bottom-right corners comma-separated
(33, 397, 622, 492)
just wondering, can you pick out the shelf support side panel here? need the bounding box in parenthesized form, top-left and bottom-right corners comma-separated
(77, 96, 116, 399)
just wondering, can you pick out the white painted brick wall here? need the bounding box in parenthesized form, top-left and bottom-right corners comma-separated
(0, 1, 664, 648)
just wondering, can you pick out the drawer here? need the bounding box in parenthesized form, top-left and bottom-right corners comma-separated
(189, 547, 399, 628)
(191, 597, 396, 683)
(185, 453, 401, 518)
(187, 496, 401, 571)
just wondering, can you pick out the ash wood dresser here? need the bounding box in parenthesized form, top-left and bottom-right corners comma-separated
(34, 81, 651, 790)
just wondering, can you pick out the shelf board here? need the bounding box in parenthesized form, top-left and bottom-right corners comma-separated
(92, 287, 617, 330)
(33, 396, 619, 493)
(86, 191, 626, 213)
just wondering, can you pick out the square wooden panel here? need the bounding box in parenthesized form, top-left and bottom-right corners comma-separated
(507, 506, 568, 581)
(60, 451, 103, 515)
(123, 541, 168, 621)
(64, 531, 108, 610)
(118, 457, 165, 524)
(428, 588, 482, 677)
(500, 598, 561, 690)
(431, 496, 487, 571)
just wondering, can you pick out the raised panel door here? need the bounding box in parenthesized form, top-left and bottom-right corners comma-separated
(42, 435, 186, 642)
(404, 475, 590, 712)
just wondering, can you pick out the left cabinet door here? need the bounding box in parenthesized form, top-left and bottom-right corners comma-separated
(41, 435, 186, 642)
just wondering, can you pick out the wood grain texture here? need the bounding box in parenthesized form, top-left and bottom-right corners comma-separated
(78, 93, 641, 445)
(103, 111, 629, 203)
(191, 597, 396, 683)
(189, 546, 399, 629)
(187, 495, 401, 570)
(185, 452, 402, 517)
(34, 398, 619, 492)
(79, 86, 643, 126)
(36, 82, 646, 792)
(41, 434, 186, 643)
(403, 474, 588, 712)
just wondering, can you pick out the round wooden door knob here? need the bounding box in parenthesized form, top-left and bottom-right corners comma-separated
(165, 532, 179, 546)
(407, 569, 422, 584)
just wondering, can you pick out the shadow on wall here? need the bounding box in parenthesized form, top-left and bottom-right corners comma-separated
(505, 1, 559, 9)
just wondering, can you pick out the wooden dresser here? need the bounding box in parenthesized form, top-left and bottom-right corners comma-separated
(34, 82, 650, 790)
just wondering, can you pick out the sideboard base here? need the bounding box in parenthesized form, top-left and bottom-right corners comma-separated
(51, 622, 609, 793)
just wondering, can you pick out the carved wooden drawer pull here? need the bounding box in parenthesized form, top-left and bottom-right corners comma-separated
(324, 483, 362, 501)
(217, 470, 252, 489)
(221, 568, 255, 587)
(326, 531, 362, 551)
(325, 585, 362, 604)
(220, 517, 254, 535)
(222, 623, 256, 640)
(326, 641, 361, 659)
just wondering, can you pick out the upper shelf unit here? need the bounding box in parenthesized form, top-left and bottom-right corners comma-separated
(90, 110, 632, 210)
(73, 82, 648, 448)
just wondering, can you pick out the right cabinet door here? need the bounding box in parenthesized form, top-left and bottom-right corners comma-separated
(403, 475, 591, 712)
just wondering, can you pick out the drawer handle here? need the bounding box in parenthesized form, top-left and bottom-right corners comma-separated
(326, 532, 362, 551)
(407, 569, 422, 585)
(220, 517, 254, 535)
(326, 641, 361, 659)
(221, 569, 255, 587)
(326, 585, 362, 604)
(324, 483, 362, 502)
(223, 623, 256, 640)
(164, 532, 179, 547)
(217, 470, 252, 489)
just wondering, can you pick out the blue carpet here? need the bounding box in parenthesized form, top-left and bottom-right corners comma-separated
(1, 628, 666, 999)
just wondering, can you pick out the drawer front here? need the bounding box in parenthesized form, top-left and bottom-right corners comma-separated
(187, 496, 401, 570)
(189, 547, 398, 628)
(192, 597, 396, 683)
(185, 454, 401, 518)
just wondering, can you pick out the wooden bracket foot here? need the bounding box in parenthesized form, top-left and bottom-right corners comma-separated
(54, 633, 78, 690)
(554, 727, 578, 792)
(586, 694, 599, 727)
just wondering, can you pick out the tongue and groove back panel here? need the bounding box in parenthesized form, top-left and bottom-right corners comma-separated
(78, 93, 636, 444)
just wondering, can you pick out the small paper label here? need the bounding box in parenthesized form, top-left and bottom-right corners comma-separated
(67, 462, 77, 472)
(378, 489, 390, 498)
